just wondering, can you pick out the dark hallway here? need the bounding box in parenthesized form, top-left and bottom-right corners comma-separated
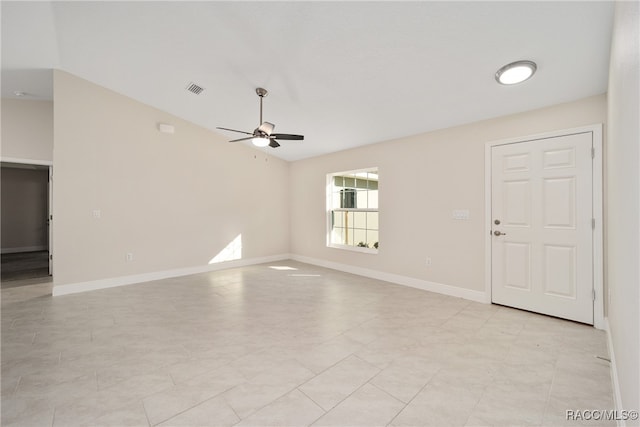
(1, 250, 50, 289)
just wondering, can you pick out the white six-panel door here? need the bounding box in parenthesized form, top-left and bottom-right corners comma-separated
(491, 132, 594, 324)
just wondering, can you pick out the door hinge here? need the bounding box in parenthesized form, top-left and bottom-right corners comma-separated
(592, 218, 596, 229)
(592, 289, 596, 301)
(49, 254, 53, 260)
(591, 147, 595, 159)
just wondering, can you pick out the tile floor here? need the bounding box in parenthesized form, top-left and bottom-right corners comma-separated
(1, 261, 615, 426)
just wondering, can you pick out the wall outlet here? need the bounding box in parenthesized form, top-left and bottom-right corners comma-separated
(125, 253, 134, 262)
(92, 209, 101, 219)
(425, 256, 432, 266)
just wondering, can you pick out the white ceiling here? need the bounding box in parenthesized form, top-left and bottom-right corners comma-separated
(1, 1, 614, 161)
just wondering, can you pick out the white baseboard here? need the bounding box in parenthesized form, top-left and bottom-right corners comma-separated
(1, 245, 48, 254)
(53, 252, 486, 303)
(290, 254, 487, 303)
(52, 253, 291, 296)
(604, 318, 626, 427)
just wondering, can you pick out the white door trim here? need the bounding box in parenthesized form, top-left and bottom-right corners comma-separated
(48, 166, 53, 275)
(484, 124, 604, 329)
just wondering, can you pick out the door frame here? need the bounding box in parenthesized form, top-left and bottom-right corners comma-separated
(483, 124, 604, 329)
(1, 156, 54, 276)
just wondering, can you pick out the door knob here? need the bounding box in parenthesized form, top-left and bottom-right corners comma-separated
(493, 230, 507, 236)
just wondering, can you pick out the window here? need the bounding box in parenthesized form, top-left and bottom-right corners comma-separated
(327, 168, 378, 252)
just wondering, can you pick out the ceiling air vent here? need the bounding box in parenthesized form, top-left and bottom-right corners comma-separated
(186, 82, 205, 95)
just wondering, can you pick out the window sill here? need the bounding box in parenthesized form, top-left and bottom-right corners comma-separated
(328, 244, 378, 254)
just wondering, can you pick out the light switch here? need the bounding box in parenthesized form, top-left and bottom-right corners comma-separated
(452, 209, 470, 220)
(92, 209, 101, 219)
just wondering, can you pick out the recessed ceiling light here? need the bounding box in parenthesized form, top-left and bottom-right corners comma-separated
(495, 60, 537, 85)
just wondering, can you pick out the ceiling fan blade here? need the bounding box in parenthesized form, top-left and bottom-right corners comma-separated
(269, 139, 280, 148)
(229, 136, 254, 143)
(271, 133, 304, 140)
(217, 127, 254, 136)
(258, 122, 275, 135)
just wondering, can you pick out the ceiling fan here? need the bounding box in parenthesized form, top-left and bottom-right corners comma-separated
(217, 88, 304, 148)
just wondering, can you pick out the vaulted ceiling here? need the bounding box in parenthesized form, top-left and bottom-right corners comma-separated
(1, 1, 614, 161)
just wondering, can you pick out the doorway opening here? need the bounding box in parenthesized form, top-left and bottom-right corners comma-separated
(1, 160, 53, 289)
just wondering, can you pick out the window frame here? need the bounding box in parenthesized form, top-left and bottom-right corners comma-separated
(326, 167, 379, 254)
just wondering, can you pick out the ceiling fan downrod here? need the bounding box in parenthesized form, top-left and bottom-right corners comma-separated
(256, 87, 268, 126)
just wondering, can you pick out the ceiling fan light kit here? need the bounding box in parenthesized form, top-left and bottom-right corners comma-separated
(252, 137, 270, 147)
(217, 88, 304, 149)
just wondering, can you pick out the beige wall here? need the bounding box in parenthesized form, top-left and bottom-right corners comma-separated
(606, 0, 639, 413)
(1, 98, 53, 161)
(290, 94, 606, 293)
(1, 167, 49, 252)
(52, 71, 290, 288)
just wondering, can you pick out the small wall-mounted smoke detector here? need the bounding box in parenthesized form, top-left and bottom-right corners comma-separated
(185, 82, 205, 95)
(157, 123, 175, 134)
